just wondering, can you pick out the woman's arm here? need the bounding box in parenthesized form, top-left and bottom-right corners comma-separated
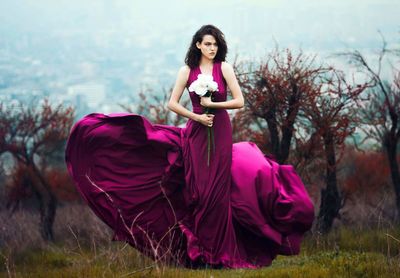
(167, 66, 200, 121)
(167, 66, 215, 126)
(200, 61, 244, 109)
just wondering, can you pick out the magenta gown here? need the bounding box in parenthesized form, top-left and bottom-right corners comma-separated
(65, 61, 315, 269)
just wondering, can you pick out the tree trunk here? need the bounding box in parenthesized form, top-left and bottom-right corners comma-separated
(279, 127, 292, 164)
(279, 86, 300, 164)
(28, 164, 57, 241)
(280, 109, 298, 164)
(264, 96, 299, 164)
(385, 138, 400, 221)
(265, 110, 280, 161)
(317, 133, 342, 234)
(39, 193, 57, 241)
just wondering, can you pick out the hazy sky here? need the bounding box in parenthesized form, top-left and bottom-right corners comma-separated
(0, 0, 399, 84)
(1, 0, 398, 56)
(0, 0, 399, 113)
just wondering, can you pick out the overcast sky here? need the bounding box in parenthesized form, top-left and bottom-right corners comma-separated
(0, 0, 399, 116)
(0, 0, 399, 81)
(1, 0, 398, 52)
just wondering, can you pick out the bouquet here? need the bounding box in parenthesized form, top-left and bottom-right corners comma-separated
(188, 73, 219, 166)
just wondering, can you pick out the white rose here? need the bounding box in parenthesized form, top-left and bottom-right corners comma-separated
(188, 73, 218, 96)
(198, 74, 213, 83)
(196, 84, 208, 96)
(208, 81, 218, 91)
(188, 82, 197, 93)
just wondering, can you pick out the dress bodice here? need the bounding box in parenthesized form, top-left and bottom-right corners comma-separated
(186, 61, 227, 113)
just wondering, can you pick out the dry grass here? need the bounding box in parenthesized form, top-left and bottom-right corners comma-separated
(0, 203, 112, 252)
(1, 203, 400, 277)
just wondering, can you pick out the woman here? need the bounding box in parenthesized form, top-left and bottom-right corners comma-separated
(65, 24, 314, 269)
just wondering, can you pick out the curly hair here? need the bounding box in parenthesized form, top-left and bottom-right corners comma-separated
(184, 24, 228, 69)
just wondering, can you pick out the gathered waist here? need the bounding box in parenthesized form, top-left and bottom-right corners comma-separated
(192, 107, 226, 114)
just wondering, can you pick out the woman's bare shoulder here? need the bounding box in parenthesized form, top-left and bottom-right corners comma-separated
(179, 65, 191, 74)
(177, 65, 190, 80)
(221, 61, 234, 77)
(176, 65, 191, 86)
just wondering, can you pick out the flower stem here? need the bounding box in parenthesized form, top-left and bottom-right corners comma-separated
(211, 127, 215, 155)
(207, 127, 211, 166)
(203, 95, 215, 167)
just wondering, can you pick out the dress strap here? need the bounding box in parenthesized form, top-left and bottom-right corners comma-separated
(214, 61, 227, 92)
(186, 66, 198, 89)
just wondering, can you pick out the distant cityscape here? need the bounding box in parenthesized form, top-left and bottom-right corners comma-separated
(0, 0, 398, 120)
(0, 29, 189, 119)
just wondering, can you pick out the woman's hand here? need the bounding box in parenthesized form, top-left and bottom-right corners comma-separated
(200, 96, 213, 108)
(196, 113, 215, 127)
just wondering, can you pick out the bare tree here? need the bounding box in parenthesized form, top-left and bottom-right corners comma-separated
(303, 69, 368, 233)
(119, 86, 190, 126)
(338, 33, 400, 221)
(236, 48, 331, 164)
(0, 99, 74, 241)
(233, 48, 369, 233)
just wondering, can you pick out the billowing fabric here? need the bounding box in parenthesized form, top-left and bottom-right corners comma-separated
(65, 61, 314, 268)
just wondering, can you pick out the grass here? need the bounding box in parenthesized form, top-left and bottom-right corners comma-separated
(1, 227, 400, 278)
(1, 205, 400, 277)
(1, 248, 399, 277)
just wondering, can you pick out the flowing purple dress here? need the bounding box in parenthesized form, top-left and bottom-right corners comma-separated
(65, 61, 315, 269)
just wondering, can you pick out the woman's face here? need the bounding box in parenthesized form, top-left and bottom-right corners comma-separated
(196, 34, 218, 60)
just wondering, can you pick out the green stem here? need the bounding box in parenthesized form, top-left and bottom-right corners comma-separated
(211, 127, 215, 155)
(207, 127, 211, 166)
(204, 98, 215, 167)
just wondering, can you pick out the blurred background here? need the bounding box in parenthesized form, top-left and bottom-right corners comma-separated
(1, 0, 398, 117)
(1, 0, 400, 276)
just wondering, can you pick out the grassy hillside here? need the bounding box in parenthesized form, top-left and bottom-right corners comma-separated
(1, 228, 400, 277)
(1, 205, 399, 277)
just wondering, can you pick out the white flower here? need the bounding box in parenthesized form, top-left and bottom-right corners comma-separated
(208, 80, 218, 91)
(188, 73, 218, 96)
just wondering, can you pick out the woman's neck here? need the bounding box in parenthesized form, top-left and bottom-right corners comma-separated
(199, 57, 214, 67)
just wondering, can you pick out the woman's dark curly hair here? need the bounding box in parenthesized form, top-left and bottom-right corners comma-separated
(185, 24, 228, 69)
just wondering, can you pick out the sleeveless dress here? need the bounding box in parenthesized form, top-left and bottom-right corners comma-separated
(64, 61, 315, 269)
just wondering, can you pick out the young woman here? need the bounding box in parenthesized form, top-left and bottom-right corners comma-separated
(65, 24, 314, 269)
